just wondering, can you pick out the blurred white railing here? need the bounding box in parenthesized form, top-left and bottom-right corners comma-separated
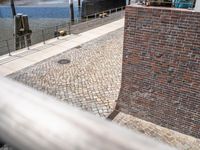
(0, 77, 176, 150)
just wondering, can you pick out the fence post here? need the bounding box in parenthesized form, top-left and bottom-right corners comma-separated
(56, 26, 59, 39)
(101, 12, 104, 24)
(6, 40, 11, 56)
(13, 16, 16, 52)
(121, 7, 123, 17)
(26, 35, 30, 50)
(42, 29, 45, 44)
(68, 22, 71, 35)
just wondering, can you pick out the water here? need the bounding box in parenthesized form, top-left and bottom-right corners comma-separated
(0, 0, 81, 19)
(1, 0, 69, 6)
(0, 6, 80, 18)
(0, 0, 81, 44)
(0, 0, 128, 55)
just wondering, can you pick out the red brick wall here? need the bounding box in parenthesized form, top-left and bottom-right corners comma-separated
(117, 5, 200, 138)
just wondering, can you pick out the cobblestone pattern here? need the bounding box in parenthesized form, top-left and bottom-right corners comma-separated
(118, 5, 200, 138)
(8, 28, 123, 118)
(113, 112, 200, 150)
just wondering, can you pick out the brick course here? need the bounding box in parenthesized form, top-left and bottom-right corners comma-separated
(117, 5, 200, 138)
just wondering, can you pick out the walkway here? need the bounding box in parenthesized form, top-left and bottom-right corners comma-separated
(0, 19, 124, 76)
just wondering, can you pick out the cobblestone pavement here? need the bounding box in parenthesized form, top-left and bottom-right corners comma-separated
(9, 28, 124, 118)
(113, 112, 200, 150)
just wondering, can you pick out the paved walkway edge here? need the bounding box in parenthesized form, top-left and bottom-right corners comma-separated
(0, 19, 124, 76)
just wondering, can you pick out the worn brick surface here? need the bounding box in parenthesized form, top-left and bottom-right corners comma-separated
(117, 5, 200, 138)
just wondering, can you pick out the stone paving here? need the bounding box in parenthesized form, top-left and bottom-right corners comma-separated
(113, 112, 200, 150)
(8, 28, 124, 118)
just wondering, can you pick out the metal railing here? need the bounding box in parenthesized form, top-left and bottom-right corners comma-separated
(0, 6, 125, 57)
(136, 0, 196, 8)
(0, 77, 176, 150)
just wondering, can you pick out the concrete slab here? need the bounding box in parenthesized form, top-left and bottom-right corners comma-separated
(0, 66, 12, 76)
(2, 59, 35, 74)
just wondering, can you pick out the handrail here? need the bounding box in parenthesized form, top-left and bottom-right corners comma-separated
(0, 77, 176, 150)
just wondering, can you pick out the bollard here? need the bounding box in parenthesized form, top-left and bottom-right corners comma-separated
(23, 15, 32, 47)
(15, 15, 21, 50)
(20, 35, 26, 49)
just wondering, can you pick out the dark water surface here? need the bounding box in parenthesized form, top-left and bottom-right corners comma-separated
(0, 6, 80, 18)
